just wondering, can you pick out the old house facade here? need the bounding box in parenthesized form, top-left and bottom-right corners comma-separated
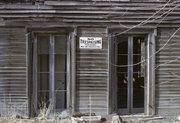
(0, 0, 180, 118)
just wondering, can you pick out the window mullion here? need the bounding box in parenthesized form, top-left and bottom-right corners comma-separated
(49, 35, 55, 110)
(130, 37, 134, 112)
(34, 35, 38, 112)
(127, 36, 133, 113)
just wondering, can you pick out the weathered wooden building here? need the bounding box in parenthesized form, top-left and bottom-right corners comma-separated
(0, 0, 180, 118)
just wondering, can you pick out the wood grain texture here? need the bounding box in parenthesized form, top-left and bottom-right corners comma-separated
(0, 28, 28, 117)
(0, 0, 179, 117)
(75, 28, 108, 115)
(156, 28, 180, 115)
(0, 1, 179, 27)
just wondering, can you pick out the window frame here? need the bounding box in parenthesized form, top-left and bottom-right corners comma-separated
(30, 31, 71, 115)
(109, 28, 156, 115)
(114, 35, 145, 114)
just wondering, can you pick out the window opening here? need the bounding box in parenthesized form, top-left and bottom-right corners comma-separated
(116, 35, 145, 114)
(35, 34, 67, 112)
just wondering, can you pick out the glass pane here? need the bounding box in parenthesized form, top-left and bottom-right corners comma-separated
(117, 37, 128, 54)
(55, 73, 66, 91)
(55, 91, 66, 109)
(133, 37, 144, 108)
(133, 37, 144, 55)
(117, 36, 128, 109)
(38, 55, 49, 72)
(55, 36, 67, 54)
(54, 35, 67, 111)
(55, 73, 66, 109)
(38, 91, 49, 109)
(37, 36, 50, 54)
(133, 74, 144, 108)
(55, 54, 66, 72)
(117, 73, 128, 108)
(37, 35, 50, 109)
(117, 56, 127, 73)
(38, 73, 49, 91)
(37, 73, 49, 109)
(133, 55, 141, 73)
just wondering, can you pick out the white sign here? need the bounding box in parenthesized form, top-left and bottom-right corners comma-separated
(79, 37, 102, 49)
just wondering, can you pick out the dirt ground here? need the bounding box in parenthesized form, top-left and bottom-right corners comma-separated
(0, 118, 71, 123)
(0, 115, 179, 123)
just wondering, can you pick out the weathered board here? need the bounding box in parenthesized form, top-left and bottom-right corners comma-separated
(75, 27, 109, 115)
(0, 0, 178, 117)
(0, 28, 28, 117)
(0, 1, 179, 27)
(156, 28, 180, 115)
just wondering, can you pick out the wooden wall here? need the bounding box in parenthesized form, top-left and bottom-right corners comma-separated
(0, 0, 179, 27)
(75, 28, 109, 115)
(0, 28, 28, 117)
(156, 28, 180, 115)
(0, 0, 179, 117)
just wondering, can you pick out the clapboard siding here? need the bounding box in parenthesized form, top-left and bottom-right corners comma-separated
(0, 1, 179, 27)
(156, 28, 180, 115)
(0, 0, 179, 117)
(0, 28, 28, 117)
(75, 28, 109, 115)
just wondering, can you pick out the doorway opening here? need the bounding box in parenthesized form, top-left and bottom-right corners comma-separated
(115, 35, 146, 115)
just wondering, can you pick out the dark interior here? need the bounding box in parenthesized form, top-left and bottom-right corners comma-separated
(117, 36, 144, 113)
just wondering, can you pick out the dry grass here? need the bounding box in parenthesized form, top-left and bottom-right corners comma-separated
(0, 98, 71, 123)
(0, 118, 71, 123)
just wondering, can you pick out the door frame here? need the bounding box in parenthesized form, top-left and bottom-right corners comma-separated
(109, 28, 156, 115)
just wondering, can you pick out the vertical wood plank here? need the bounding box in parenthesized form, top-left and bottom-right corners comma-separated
(114, 36, 118, 113)
(26, 31, 32, 117)
(127, 36, 133, 113)
(33, 34, 38, 114)
(150, 29, 156, 115)
(49, 35, 55, 109)
(108, 33, 111, 114)
(66, 34, 71, 109)
(71, 28, 77, 113)
(146, 29, 156, 115)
